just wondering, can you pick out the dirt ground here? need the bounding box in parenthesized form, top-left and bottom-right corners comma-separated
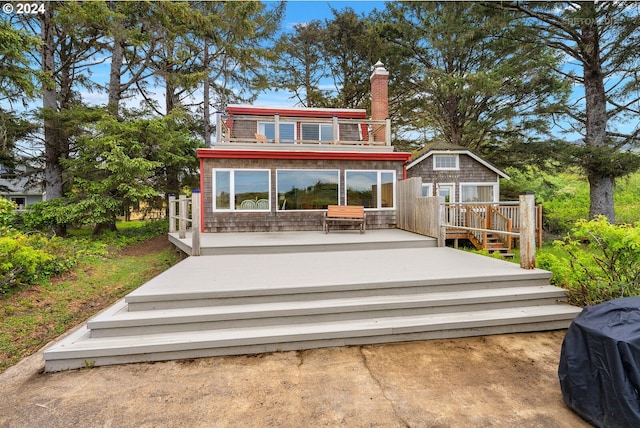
(0, 329, 589, 428)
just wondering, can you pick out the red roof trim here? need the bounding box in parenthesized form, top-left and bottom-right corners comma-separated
(226, 105, 367, 119)
(197, 149, 411, 162)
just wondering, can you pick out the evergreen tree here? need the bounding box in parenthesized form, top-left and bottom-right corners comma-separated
(272, 20, 328, 107)
(503, 1, 640, 222)
(377, 2, 569, 160)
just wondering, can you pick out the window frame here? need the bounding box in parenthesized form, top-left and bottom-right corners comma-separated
(276, 169, 340, 211)
(300, 123, 335, 142)
(459, 182, 499, 203)
(257, 121, 296, 144)
(421, 183, 434, 197)
(345, 170, 396, 210)
(436, 183, 456, 203)
(211, 168, 271, 212)
(433, 154, 459, 171)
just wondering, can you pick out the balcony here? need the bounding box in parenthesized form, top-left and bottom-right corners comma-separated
(214, 113, 393, 152)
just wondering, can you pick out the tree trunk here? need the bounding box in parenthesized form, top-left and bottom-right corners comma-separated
(108, 36, 124, 118)
(203, 39, 211, 147)
(92, 220, 117, 236)
(581, 10, 614, 222)
(41, 4, 63, 202)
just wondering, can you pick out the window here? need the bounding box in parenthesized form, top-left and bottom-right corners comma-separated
(433, 155, 459, 170)
(460, 183, 497, 203)
(421, 183, 433, 197)
(345, 170, 395, 209)
(301, 123, 334, 142)
(258, 122, 295, 143)
(213, 169, 270, 211)
(277, 170, 339, 210)
(11, 197, 25, 209)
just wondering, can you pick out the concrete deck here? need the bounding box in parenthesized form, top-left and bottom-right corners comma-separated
(168, 228, 437, 255)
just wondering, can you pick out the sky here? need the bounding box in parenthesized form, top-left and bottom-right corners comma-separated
(254, 1, 383, 106)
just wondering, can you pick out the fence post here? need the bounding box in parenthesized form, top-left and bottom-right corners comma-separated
(179, 194, 187, 239)
(437, 196, 445, 247)
(520, 191, 536, 269)
(168, 194, 176, 233)
(191, 190, 201, 256)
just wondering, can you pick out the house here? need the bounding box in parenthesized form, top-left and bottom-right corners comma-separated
(197, 62, 412, 232)
(406, 143, 510, 204)
(0, 163, 44, 211)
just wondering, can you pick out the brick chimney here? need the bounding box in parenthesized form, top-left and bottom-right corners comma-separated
(370, 60, 389, 142)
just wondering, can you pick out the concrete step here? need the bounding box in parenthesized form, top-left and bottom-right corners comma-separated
(89, 286, 569, 337)
(44, 304, 583, 372)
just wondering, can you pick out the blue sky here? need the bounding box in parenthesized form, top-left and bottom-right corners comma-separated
(280, 0, 382, 27)
(254, 1, 383, 106)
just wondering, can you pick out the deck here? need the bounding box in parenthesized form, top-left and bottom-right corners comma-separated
(43, 230, 580, 371)
(168, 229, 438, 255)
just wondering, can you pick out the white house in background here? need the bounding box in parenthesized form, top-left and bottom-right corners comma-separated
(0, 163, 44, 211)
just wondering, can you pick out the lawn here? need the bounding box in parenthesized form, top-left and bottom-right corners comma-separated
(0, 235, 181, 373)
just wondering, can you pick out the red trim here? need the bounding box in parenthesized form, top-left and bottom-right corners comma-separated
(227, 105, 367, 119)
(197, 149, 411, 162)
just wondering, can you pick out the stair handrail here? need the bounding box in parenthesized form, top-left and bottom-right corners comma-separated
(491, 209, 513, 252)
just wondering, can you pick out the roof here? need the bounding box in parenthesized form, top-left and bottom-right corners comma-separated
(406, 144, 510, 179)
(197, 149, 411, 162)
(226, 104, 367, 119)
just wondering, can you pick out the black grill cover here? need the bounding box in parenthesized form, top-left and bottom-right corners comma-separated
(559, 297, 640, 428)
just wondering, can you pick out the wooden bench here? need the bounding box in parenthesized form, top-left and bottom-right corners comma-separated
(323, 205, 366, 234)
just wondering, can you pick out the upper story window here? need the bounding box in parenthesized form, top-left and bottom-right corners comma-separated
(258, 122, 296, 143)
(433, 154, 459, 170)
(301, 123, 334, 142)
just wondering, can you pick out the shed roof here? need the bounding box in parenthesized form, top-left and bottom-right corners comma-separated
(406, 144, 510, 179)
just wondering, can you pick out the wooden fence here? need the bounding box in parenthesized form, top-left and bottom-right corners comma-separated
(397, 178, 445, 246)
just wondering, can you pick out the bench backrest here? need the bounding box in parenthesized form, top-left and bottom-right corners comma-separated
(326, 205, 365, 218)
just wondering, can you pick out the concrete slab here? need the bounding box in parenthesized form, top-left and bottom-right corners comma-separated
(2, 331, 591, 427)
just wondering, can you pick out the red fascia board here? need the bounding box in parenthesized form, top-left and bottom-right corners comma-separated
(197, 149, 411, 162)
(226, 106, 367, 119)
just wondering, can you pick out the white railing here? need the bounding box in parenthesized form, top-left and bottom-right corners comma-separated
(168, 191, 201, 256)
(215, 113, 392, 147)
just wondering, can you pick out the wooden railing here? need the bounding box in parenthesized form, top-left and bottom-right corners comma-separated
(443, 202, 542, 250)
(168, 191, 201, 256)
(396, 177, 540, 269)
(215, 113, 392, 147)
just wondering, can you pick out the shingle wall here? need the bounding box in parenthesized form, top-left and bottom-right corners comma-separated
(201, 157, 403, 232)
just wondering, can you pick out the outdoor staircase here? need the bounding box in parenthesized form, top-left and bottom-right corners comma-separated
(485, 233, 515, 258)
(44, 246, 581, 372)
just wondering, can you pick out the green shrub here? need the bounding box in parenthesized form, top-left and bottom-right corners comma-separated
(0, 198, 16, 229)
(0, 230, 109, 295)
(0, 233, 54, 293)
(538, 217, 640, 306)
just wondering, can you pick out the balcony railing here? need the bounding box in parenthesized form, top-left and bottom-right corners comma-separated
(215, 113, 392, 147)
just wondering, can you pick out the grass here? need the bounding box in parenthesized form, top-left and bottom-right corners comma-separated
(0, 235, 181, 373)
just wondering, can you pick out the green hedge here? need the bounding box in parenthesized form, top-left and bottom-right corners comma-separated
(538, 217, 640, 306)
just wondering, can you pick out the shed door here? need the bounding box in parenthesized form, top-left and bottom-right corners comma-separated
(437, 184, 455, 203)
